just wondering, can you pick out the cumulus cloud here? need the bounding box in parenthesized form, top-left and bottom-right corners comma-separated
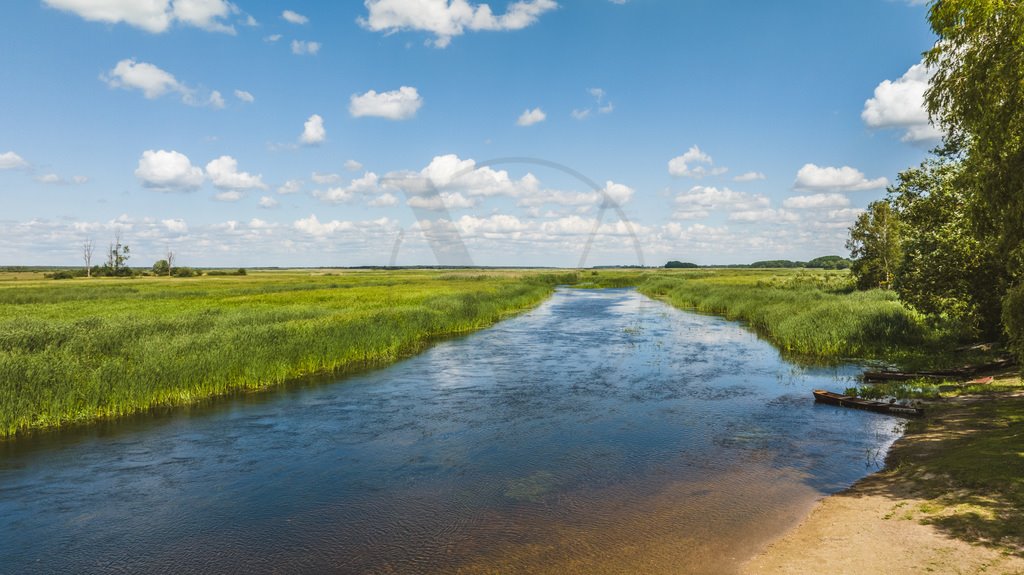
(668, 145, 727, 178)
(311, 172, 341, 184)
(214, 190, 243, 201)
(135, 149, 204, 191)
(517, 107, 546, 126)
(291, 40, 321, 55)
(862, 61, 942, 142)
(278, 179, 303, 194)
(35, 173, 89, 185)
(301, 114, 326, 144)
(728, 208, 800, 224)
(293, 214, 396, 237)
(205, 156, 267, 190)
(234, 89, 254, 103)
(264, 33, 282, 42)
(385, 154, 538, 199)
(344, 159, 364, 172)
(349, 87, 423, 120)
(0, 151, 28, 170)
(408, 191, 477, 210)
(672, 185, 768, 220)
(358, 0, 558, 48)
(44, 0, 241, 34)
(258, 196, 279, 208)
(281, 9, 308, 24)
(162, 218, 188, 233)
(733, 171, 765, 182)
(102, 59, 222, 107)
(313, 172, 381, 204)
(782, 193, 851, 209)
(793, 164, 889, 192)
(369, 192, 399, 207)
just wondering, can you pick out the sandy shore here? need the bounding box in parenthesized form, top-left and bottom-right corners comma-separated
(743, 390, 1024, 575)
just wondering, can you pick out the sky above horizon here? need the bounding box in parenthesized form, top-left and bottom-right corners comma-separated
(0, 0, 939, 267)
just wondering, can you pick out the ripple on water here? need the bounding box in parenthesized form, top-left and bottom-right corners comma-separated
(0, 288, 900, 574)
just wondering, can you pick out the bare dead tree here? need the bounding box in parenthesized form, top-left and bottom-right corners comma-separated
(82, 239, 94, 277)
(166, 247, 175, 277)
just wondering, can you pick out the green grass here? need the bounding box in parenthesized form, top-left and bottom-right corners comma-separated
(883, 393, 1024, 554)
(0, 269, 576, 438)
(629, 269, 929, 360)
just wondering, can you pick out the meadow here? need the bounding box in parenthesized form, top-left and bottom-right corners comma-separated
(0, 267, 961, 438)
(0, 269, 574, 437)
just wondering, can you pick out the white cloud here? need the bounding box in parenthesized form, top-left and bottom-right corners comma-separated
(672, 185, 769, 220)
(259, 196, 279, 208)
(102, 59, 222, 108)
(862, 61, 942, 142)
(369, 192, 399, 207)
(0, 151, 29, 170)
(301, 114, 326, 144)
(570, 108, 590, 121)
(386, 154, 538, 199)
(214, 190, 243, 202)
(234, 89, 254, 103)
(733, 171, 765, 182)
(517, 107, 546, 126)
(162, 218, 188, 233)
(135, 149, 204, 191)
(313, 172, 381, 204)
(349, 87, 423, 120)
(293, 214, 396, 237)
(44, 0, 239, 34)
(264, 33, 282, 42)
(359, 0, 558, 48)
(36, 174, 62, 184)
(72, 175, 89, 184)
(344, 159, 364, 172)
(408, 191, 477, 210)
(291, 40, 321, 55)
(282, 9, 308, 24)
(826, 208, 866, 221)
(311, 172, 341, 184)
(793, 164, 889, 192)
(278, 179, 303, 194)
(668, 145, 727, 178)
(205, 156, 267, 190)
(728, 208, 800, 224)
(782, 193, 851, 209)
(171, 0, 238, 34)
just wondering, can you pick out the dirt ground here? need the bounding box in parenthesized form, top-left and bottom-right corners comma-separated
(743, 384, 1024, 575)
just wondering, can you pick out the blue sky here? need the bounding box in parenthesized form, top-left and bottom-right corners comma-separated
(0, 0, 938, 267)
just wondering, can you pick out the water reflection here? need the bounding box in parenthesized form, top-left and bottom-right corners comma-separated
(0, 288, 901, 574)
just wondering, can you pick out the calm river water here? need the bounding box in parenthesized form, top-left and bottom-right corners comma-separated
(0, 288, 902, 574)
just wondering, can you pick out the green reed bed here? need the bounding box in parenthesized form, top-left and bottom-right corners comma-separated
(633, 269, 927, 358)
(0, 270, 573, 437)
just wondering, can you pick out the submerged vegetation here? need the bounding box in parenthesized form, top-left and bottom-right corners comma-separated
(0, 269, 575, 438)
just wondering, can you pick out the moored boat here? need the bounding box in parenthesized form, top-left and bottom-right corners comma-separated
(812, 389, 924, 417)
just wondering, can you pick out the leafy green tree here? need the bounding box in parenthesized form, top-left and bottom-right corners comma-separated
(847, 201, 903, 290)
(888, 155, 1004, 337)
(152, 260, 169, 276)
(665, 261, 698, 268)
(925, 0, 1024, 349)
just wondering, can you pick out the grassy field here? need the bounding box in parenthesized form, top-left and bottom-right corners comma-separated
(0, 269, 574, 438)
(617, 269, 930, 360)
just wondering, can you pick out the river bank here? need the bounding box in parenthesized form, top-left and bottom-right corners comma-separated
(743, 373, 1024, 575)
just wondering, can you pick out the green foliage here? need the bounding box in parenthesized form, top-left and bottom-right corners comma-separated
(847, 201, 903, 290)
(44, 270, 78, 280)
(1003, 283, 1024, 365)
(664, 261, 698, 268)
(206, 268, 247, 277)
(806, 255, 852, 270)
(171, 267, 200, 278)
(152, 260, 169, 275)
(749, 260, 805, 268)
(888, 154, 1004, 338)
(0, 270, 562, 437)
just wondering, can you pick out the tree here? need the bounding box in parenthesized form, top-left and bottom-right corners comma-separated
(82, 239, 94, 278)
(105, 230, 131, 276)
(165, 248, 175, 277)
(888, 154, 1004, 337)
(847, 201, 903, 290)
(152, 260, 169, 275)
(665, 261, 698, 268)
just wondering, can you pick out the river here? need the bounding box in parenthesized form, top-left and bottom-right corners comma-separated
(0, 288, 902, 574)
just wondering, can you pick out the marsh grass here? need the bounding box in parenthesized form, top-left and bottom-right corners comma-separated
(632, 269, 928, 359)
(0, 270, 574, 437)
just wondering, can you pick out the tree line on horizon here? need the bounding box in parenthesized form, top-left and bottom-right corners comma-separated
(845, 0, 1024, 362)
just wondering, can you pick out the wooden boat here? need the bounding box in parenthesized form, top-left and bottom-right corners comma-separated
(813, 390, 924, 417)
